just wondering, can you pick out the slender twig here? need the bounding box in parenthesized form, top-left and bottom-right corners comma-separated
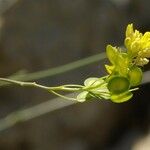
(50, 91, 78, 101)
(0, 78, 82, 92)
(0, 52, 106, 85)
(0, 52, 106, 87)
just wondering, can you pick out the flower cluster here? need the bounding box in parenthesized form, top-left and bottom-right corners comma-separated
(105, 24, 150, 103)
(77, 24, 150, 103)
(125, 24, 150, 66)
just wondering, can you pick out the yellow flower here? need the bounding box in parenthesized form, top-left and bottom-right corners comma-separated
(125, 24, 142, 55)
(105, 45, 130, 76)
(124, 24, 150, 66)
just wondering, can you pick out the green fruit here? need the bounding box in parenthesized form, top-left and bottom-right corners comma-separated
(77, 91, 90, 102)
(84, 77, 104, 88)
(129, 66, 142, 86)
(108, 76, 130, 94)
(111, 91, 133, 103)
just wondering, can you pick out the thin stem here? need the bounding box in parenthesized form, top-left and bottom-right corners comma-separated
(0, 52, 106, 87)
(0, 78, 82, 92)
(129, 87, 139, 92)
(50, 90, 78, 101)
(0, 77, 50, 89)
(62, 84, 84, 88)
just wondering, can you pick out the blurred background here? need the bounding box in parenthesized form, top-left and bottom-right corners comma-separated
(0, 0, 150, 149)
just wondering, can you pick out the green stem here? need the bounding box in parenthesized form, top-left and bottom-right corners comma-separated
(0, 78, 82, 92)
(50, 90, 77, 101)
(129, 87, 139, 92)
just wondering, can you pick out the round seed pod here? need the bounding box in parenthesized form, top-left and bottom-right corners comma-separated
(129, 66, 142, 86)
(111, 91, 133, 103)
(108, 76, 130, 94)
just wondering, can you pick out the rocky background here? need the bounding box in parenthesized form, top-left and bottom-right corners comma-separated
(0, 0, 150, 149)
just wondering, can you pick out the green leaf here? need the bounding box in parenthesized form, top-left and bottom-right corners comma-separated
(129, 66, 142, 86)
(106, 45, 118, 65)
(108, 76, 130, 94)
(76, 91, 90, 102)
(111, 91, 133, 103)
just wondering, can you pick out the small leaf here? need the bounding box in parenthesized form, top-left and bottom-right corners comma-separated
(76, 91, 89, 102)
(108, 76, 130, 94)
(129, 66, 142, 86)
(111, 91, 133, 103)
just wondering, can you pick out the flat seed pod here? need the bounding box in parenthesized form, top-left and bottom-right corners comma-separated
(84, 77, 104, 88)
(129, 66, 142, 86)
(111, 91, 133, 103)
(77, 91, 89, 102)
(91, 86, 110, 99)
(108, 76, 130, 94)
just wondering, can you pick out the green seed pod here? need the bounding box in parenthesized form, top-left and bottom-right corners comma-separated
(111, 91, 133, 103)
(129, 66, 142, 86)
(77, 91, 90, 102)
(108, 76, 130, 94)
(84, 77, 104, 88)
